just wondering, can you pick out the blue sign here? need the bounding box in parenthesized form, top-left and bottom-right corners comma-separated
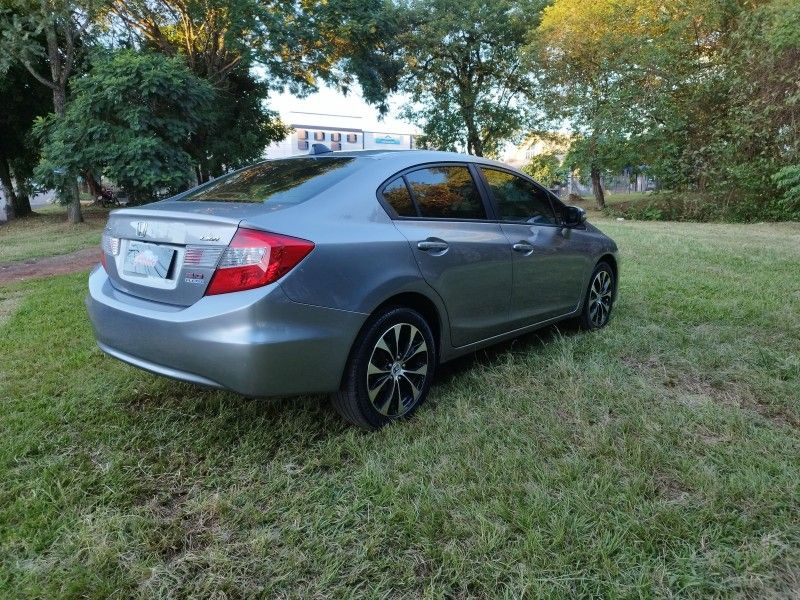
(374, 135, 402, 145)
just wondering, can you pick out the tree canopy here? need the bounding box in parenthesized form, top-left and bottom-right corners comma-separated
(1, 0, 798, 222)
(397, 0, 544, 157)
(533, 0, 800, 218)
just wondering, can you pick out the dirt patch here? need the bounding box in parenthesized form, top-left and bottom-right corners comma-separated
(623, 355, 799, 428)
(0, 288, 25, 327)
(654, 471, 690, 503)
(0, 247, 100, 284)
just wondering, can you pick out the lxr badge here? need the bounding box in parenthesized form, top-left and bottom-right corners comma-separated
(184, 272, 205, 284)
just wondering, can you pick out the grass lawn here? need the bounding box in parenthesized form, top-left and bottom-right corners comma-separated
(1, 220, 798, 597)
(0, 204, 108, 264)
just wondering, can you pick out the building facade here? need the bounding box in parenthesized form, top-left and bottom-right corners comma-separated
(265, 111, 417, 159)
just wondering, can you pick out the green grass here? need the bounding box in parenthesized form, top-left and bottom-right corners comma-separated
(0, 205, 108, 263)
(1, 220, 798, 598)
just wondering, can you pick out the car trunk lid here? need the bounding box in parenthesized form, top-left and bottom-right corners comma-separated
(102, 203, 253, 306)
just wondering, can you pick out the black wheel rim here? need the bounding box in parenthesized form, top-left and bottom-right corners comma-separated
(589, 270, 613, 327)
(366, 323, 429, 417)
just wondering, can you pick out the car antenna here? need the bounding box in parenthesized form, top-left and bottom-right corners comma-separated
(309, 143, 333, 155)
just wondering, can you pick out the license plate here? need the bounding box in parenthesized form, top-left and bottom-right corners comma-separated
(123, 241, 175, 279)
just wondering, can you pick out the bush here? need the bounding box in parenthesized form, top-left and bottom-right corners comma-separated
(772, 166, 800, 220)
(604, 192, 797, 223)
(35, 50, 214, 203)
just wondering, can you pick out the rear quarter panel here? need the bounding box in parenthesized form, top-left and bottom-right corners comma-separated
(244, 163, 446, 318)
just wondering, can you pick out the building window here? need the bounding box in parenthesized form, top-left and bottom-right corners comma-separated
(298, 140, 309, 150)
(331, 142, 341, 151)
(314, 131, 325, 141)
(347, 133, 358, 143)
(330, 132, 341, 142)
(297, 129, 308, 140)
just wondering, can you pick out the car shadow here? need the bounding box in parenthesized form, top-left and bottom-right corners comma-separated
(434, 320, 583, 386)
(118, 320, 586, 452)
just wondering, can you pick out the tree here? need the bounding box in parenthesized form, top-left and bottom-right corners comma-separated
(0, 60, 51, 219)
(519, 131, 571, 186)
(35, 50, 214, 203)
(715, 0, 800, 219)
(533, 0, 672, 208)
(534, 0, 800, 219)
(107, 0, 403, 181)
(191, 71, 288, 181)
(1, 0, 103, 223)
(397, 0, 543, 157)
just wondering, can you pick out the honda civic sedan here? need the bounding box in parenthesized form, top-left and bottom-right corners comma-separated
(87, 150, 619, 429)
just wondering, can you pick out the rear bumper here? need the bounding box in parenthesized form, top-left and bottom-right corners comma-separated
(86, 267, 367, 396)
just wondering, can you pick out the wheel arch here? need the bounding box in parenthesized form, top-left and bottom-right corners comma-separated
(371, 291, 444, 356)
(337, 290, 446, 393)
(598, 253, 619, 299)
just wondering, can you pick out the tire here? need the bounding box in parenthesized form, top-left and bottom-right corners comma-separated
(577, 261, 615, 330)
(332, 306, 437, 430)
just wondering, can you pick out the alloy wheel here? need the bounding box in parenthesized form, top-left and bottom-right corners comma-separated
(589, 270, 613, 327)
(366, 323, 429, 417)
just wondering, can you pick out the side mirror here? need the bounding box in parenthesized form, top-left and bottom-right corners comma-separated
(563, 205, 587, 226)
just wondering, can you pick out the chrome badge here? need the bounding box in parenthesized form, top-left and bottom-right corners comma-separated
(184, 272, 205, 284)
(135, 221, 148, 237)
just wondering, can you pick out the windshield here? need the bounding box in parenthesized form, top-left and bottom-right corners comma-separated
(183, 157, 358, 204)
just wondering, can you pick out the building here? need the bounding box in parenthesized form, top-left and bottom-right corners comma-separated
(265, 111, 418, 158)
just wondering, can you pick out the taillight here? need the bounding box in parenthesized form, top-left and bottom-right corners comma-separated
(205, 228, 314, 295)
(100, 232, 120, 270)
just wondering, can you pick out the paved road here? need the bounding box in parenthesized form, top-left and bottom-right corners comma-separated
(30, 190, 57, 208)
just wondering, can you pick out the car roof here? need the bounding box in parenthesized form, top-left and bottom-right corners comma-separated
(307, 149, 486, 161)
(283, 149, 514, 172)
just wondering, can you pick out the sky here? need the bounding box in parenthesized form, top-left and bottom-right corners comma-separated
(267, 85, 420, 135)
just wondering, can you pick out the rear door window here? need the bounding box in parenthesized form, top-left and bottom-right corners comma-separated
(381, 177, 416, 217)
(405, 166, 486, 220)
(184, 157, 357, 204)
(480, 167, 557, 225)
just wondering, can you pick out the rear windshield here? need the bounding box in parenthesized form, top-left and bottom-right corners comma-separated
(183, 157, 357, 204)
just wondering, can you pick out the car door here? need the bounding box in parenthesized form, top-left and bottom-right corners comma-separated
(477, 166, 590, 327)
(380, 163, 512, 348)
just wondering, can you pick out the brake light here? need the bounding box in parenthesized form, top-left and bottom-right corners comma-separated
(205, 228, 314, 295)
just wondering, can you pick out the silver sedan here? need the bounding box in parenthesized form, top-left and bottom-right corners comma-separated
(87, 150, 619, 429)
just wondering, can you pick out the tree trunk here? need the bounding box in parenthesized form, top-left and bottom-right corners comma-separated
(52, 85, 83, 224)
(8, 162, 33, 217)
(52, 86, 66, 117)
(13, 190, 33, 218)
(67, 184, 83, 223)
(0, 156, 18, 221)
(591, 167, 606, 210)
(466, 129, 484, 157)
(85, 170, 102, 199)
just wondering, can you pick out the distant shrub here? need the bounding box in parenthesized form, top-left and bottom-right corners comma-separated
(604, 192, 798, 223)
(772, 166, 800, 220)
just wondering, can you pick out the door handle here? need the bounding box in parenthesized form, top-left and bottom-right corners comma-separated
(512, 242, 535, 255)
(417, 240, 449, 253)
